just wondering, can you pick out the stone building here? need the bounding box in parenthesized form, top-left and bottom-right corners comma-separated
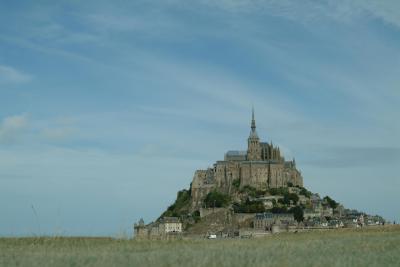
(134, 217, 182, 239)
(254, 212, 295, 230)
(160, 217, 182, 233)
(191, 109, 303, 210)
(133, 218, 148, 239)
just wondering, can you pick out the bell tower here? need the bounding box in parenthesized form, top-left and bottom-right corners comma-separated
(247, 107, 261, 161)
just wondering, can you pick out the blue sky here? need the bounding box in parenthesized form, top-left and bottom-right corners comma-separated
(0, 0, 399, 236)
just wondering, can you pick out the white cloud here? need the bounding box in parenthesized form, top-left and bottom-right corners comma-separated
(0, 65, 32, 85)
(199, 0, 400, 28)
(0, 114, 29, 143)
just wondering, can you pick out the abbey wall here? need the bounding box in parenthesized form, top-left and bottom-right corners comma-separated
(191, 110, 303, 210)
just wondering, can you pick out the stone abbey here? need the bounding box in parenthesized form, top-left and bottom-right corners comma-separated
(135, 109, 386, 239)
(191, 109, 303, 210)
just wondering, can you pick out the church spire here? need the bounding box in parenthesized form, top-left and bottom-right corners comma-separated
(249, 107, 259, 139)
(251, 106, 256, 131)
(247, 107, 261, 161)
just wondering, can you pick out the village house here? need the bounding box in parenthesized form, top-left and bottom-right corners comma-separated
(160, 217, 182, 233)
(254, 212, 295, 231)
(310, 194, 322, 209)
(303, 209, 321, 220)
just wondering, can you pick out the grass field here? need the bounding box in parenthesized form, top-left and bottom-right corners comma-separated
(1, 226, 400, 267)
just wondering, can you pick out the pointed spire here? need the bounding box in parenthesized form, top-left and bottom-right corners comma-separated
(251, 106, 256, 131)
(249, 107, 259, 139)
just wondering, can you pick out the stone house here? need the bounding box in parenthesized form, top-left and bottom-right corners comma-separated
(310, 194, 322, 209)
(322, 207, 333, 217)
(253, 212, 295, 231)
(303, 209, 321, 219)
(160, 217, 182, 233)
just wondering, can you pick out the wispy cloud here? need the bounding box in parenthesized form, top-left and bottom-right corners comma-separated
(41, 127, 76, 142)
(0, 114, 29, 144)
(1, 0, 399, 234)
(0, 114, 80, 146)
(200, 0, 400, 26)
(357, 0, 400, 28)
(0, 65, 32, 85)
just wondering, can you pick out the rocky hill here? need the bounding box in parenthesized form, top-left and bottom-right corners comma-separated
(137, 110, 386, 238)
(158, 182, 356, 234)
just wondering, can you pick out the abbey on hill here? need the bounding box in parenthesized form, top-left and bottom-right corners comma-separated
(134, 109, 386, 239)
(191, 109, 302, 210)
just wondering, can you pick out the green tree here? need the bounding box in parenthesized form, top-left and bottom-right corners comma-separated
(204, 191, 230, 208)
(288, 193, 299, 204)
(232, 198, 265, 213)
(289, 206, 304, 222)
(232, 179, 240, 189)
(280, 192, 299, 205)
(323, 196, 338, 209)
(269, 187, 289, 196)
(299, 187, 312, 198)
(192, 210, 201, 222)
(270, 206, 288, 214)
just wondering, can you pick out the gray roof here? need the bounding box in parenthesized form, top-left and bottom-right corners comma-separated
(255, 212, 294, 220)
(226, 150, 247, 156)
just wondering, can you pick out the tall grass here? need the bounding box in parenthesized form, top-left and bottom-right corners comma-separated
(1, 226, 399, 267)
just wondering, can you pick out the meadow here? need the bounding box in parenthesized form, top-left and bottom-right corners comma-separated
(1, 225, 399, 267)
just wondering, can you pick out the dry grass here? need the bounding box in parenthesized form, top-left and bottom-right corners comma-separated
(1, 225, 400, 267)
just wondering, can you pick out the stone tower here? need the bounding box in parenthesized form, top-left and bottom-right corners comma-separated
(247, 108, 261, 161)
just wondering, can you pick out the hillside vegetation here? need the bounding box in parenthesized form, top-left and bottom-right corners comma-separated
(158, 183, 328, 227)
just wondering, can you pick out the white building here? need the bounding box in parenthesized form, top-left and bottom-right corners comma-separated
(160, 217, 182, 233)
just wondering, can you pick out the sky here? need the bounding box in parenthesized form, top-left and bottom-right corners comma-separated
(0, 0, 399, 237)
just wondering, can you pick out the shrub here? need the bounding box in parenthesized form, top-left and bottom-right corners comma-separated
(232, 179, 240, 189)
(269, 187, 289, 196)
(279, 192, 299, 205)
(323, 196, 338, 209)
(160, 189, 191, 218)
(255, 189, 267, 196)
(270, 206, 288, 214)
(203, 191, 230, 208)
(233, 198, 265, 213)
(239, 185, 258, 198)
(299, 187, 312, 198)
